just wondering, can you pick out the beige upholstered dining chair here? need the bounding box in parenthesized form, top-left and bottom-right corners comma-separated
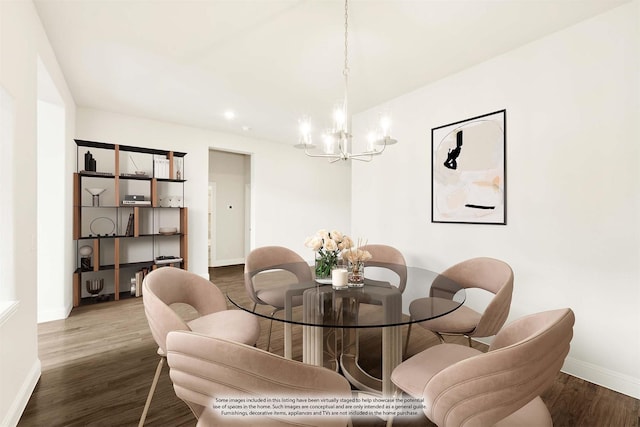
(244, 246, 312, 352)
(361, 244, 408, 292)
(405, 257, 513, 354)
(166, 330, 353, 426)
(141, 267, 261, 426)
(389, 308, 575, 427)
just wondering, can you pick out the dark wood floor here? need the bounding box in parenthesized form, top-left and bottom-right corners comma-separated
(19, 265, 640, 426)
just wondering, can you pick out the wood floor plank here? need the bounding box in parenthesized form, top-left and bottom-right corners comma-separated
(17, 265, 639, 427)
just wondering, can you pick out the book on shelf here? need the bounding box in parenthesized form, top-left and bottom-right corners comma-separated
(153, 155, 170, 179)
(134, 267, 150, 297)
(121, 200, 151, 206)
(124, 213, 134, 236)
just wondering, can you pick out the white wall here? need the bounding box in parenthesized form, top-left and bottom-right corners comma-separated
(76, 108, 352, 278)
(352, 1, 639, 398)
(0, 1, 77, 425)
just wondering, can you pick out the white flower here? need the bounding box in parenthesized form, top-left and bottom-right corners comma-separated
(324, 238, 338, 252)
(342, 247, 372, 263)
(331, 230, 344, 242)
(317, 229, 329, 240)
(338, 236, 354, 250)
(304, 236, 323, 251)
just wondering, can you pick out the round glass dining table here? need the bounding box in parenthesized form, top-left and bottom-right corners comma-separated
(227, 262, 466, 397)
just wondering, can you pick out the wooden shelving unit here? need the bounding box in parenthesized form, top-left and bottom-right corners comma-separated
(72, 139, 188, 307)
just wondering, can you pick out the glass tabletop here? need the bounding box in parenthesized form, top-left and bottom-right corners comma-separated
(227, 263, 466, 328)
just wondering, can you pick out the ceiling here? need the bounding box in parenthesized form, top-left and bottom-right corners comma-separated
(34, 0, 627, 145)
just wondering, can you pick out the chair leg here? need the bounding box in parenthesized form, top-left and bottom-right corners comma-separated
(466, 335, 472, 347)
(139, 357, 165, 427)
(266, 307, 284, 353)
(434, 331, 446, 344)
(266, 318, 274, 352)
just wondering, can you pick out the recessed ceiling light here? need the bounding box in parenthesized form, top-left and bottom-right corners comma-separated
(242, 125, 251, 132)
(224, 110, 235, 120)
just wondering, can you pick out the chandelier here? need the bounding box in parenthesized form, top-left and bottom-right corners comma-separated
(294, 0, 397, 162)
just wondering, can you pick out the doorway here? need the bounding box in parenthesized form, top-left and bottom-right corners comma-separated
(208, 150, 251, 267)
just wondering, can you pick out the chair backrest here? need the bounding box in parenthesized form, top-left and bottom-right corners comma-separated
(424, 308, 575, 427)
(244, 246, 312, 304)
(361, 244, 408, 293)
(166, 330, 352, 426)
(437, 257, 514, 337)
(143, 267, 228, 354)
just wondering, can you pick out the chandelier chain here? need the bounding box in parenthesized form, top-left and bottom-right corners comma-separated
(343, 0, 349, 77)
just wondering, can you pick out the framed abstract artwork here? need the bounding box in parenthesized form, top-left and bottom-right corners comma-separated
(431, 109, 506, 225)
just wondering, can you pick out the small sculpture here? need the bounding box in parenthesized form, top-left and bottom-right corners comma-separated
(85, 188, 106, 207)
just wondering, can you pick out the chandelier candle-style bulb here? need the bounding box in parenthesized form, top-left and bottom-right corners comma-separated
(380, 115, 391, 137)
(295, 117, 315, 148)
(323, 133, 337, 154)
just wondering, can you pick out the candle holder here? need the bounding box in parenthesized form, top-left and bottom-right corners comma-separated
(331, 265, 349, 290)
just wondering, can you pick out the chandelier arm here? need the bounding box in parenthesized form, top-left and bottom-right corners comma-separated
(303, 147, 343, 160)
(350, 155, 374, 162)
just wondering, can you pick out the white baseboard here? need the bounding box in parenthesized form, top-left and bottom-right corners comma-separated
(563, 356, 640, 399)
(2, 358, 41, 427)
(210, 258, 245, 268)
(37, 301, 72, 323)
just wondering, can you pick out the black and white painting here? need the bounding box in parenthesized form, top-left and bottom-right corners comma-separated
(431, 109, 506, 225)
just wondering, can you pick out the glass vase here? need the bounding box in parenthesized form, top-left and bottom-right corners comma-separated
(348, 260, 365, 287)
(315, 252, 337, 280)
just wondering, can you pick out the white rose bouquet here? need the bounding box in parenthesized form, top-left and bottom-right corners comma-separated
(305, 229, 353, 278)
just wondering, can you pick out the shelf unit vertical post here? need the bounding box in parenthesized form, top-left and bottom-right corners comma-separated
(73, 173, 81, 240)
(133, 207, 140, 237)
(180, 207, 188, 270)
(151, 178, 158, 207)
(114, 238, 120, 301)
(114, 144, 120, 206)
(168, 151, 175, 180)
(92, 239, 100, 272)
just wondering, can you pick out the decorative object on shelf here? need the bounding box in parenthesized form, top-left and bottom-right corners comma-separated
(158, 226, 178, 235)
(90, 216, 116, 236)
(175, 159, 182, 180)
(170, 195, 182, 208)
(432, 109, 506, 225)
(305, 229, 353, 280)
(84, 151, 96, 172)
(85, 278, 104, 301)
(294, 0, 397, 162)
(85, 187, 106, 207)
(127, 154, 148, 177)
(130, 277, 137, 296)
(79, 245, 93, 270)
(342, 241, 372, 287)
(154, 255, 183, 265)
